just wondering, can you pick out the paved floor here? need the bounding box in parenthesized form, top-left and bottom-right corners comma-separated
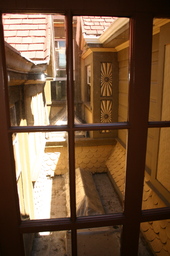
(31, 169, 154, 256)
(31, 175, 67, 256)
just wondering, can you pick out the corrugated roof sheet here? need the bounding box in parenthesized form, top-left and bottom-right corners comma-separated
(3, 14, 51, 62)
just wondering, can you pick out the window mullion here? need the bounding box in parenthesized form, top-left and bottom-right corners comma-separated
(0, 13, 25, 255)
(121, 14, 153, 255)
(66, 12, 77, 256)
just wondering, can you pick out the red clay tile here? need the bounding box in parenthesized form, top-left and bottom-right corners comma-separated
(85, 30, 97, 35)
(7, 37, 23, 44)
(10, 43, 16, 49)
(22, 37, 33, 44)
(27, 51, 36, 59)
(16, 44, 28, 51)
(4, 30, 17, 37)
(29, 30, 47, 37)
(92, 25, 104, 30)
(16, 30, 30, 37)
(35, 51, 46, 60)
(3, 14, 50, 62)
(4, 19, 23, 25)
(33, 19, 47, 24)
(81, 16, 116, 38)
(30, 43, 44, 50)
(38, 24, 47, 29)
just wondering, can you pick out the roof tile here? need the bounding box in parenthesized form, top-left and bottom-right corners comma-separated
(27, 51, 36, 59)
(35, 51, 46, 59)
(167, 239, 170, 253)
(4, 30, 17, 37)
(38, 24, 47, 29)
(22, 37, 33, 44)
(167, 223, 170, 239)
(7, 37, 23, 44)
(28, 44, 44, 51)
(151, 237, 163, 253)
(16, 44, 29, 51)
(16, 30, 30, 36)
(29, 30, 47, 37)
(81, 16, 117, 38)
(160, 220, 168, 229)
(159, 228, 168, 244)
(3, 14, 51, 62)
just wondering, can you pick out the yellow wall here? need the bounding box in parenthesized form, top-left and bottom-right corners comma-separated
(106, 141, 170, 256)
(45, 144, 114, 174)
(117, 48, 129, 145)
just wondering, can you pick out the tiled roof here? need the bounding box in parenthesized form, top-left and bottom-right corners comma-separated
(45, 144, 113, 174)
(81, 16, 117, 38)
(106, 141, 126, 197)
(106, 141, 170, 256)
(142, 173, 170, 255)
(3, 14, 51, 62)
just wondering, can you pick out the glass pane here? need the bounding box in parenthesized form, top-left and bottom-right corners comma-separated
(149, 18, 170, 121)
(73, 16, 130, 124)
(140, 220, 170, 255)
(24, 231, 70, 256)
(143, 128, 170, 210)
(3, 13, 67, 126)
(13, 131, 69, 220)
(73, 226, 122, 256)
(74, 129, 127, 216)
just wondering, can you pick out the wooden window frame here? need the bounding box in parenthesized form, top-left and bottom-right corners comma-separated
(0, 10, 170, 256)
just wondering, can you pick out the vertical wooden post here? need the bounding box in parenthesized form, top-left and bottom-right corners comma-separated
(0, 14, 25, 256)
(121, 13, 153, 255)
(66, 12, 77, 256)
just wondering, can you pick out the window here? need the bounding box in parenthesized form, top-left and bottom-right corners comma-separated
(55, 40, 66, 68)
(0, 8, 170, 256)
(86, 65, 91, 104)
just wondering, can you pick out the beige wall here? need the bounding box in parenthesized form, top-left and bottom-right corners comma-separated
(14, 130, 35, 220)
(116, 20, 170, 209)
(106, 141, 169, 256)
(44, 80, 52, 118)
(11, 82, 49, 220)
(117, 21, 170, 203)
(146, 22, 170, 202)
(81, 52, 93, 123)
(46, 144, 114, 175)
(81, 50, 118, 139)
(117, 48, 129, 145)
(24, 83, 48, 181)
(118, 48, 129, 123)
